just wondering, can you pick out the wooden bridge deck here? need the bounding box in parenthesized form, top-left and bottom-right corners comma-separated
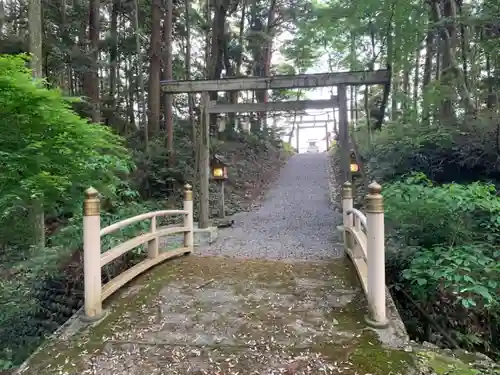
(17, 255, 413, 375)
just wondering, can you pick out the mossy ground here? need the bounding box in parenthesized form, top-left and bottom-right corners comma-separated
(414, 350, 499, 375)
(17, 255, 416, 375)
(417, 351, 477, 374)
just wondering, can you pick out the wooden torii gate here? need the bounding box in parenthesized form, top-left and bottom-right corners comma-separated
(291, 113, 335, 152)
(161, 70, 390, 228)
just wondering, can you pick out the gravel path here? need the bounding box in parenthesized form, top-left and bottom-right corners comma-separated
(200, 152, 344, 260)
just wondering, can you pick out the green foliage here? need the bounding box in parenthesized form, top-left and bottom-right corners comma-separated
(0, 54, 132, 216)
(358, 114, 500, 184)
(357, 122, 454, 182)
(282, 141, 296, 155)
(0, 54, 136, 368)
(0, 276, 43, 365)
(385, 176, 500, 310)
(129, 131, 195, 200)
(382, 173, 500, 354)
(0, 359, 14, 370)
(0, 53, 134, 258)
(383, 173, 500, 248)
(403, 243, 499, 310)
(350, 98, 500, 355)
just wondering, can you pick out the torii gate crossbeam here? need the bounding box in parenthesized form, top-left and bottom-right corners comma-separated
(160, 70, 389, 93)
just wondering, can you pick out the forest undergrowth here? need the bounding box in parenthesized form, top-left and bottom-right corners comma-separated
(346, 114, 500, 362)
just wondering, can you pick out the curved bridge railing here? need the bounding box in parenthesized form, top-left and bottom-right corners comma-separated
(341, 181, 388, 328)
(82, 184, 194, 320)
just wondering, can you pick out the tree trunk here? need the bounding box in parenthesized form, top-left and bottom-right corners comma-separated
(259, 0, 277, 131)
(28, 0, 42, 78)
(440, 0, 455, 122)
(402, 64, 410, 116)
(422, 12, 434, 126)
(388, 22, 399, 120)
(458, 1, 468, 89)
(287, 90, 302, 145)
(133, 0, 146, 139)
(126, 57, 136, 127)
(228, 0, 246, 132)
(221, 21, 235, 137)
(432, 0, 475, 116)
(198, 92, 211, 229)
(364, 86, 371, 141)
(207, 0, 229, 136)
(28, 0, 44, 248)
(435, 36, 441, 81)
(87, 0, 100, 123)
(148, 0, 162, 138)
(184, 0, 197, 173)
(0, 1, 5, 35)
(208, 3, 227, 79)
(413, 37, 421, 111)
(108, 0, 119, 126)
(204, 0, 211, 77)
(486, 53, 494, 109)
(162, 0, 174, 164)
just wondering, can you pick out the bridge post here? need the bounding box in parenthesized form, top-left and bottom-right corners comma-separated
(365, 182, 388, 328)
(147, 216, 159, 259)
(183, 184, 194, 248)
(83, 187, 103, 320)
(342, 182, 353, 250)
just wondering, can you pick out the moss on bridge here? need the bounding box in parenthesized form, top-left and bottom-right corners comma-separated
(16, 255, 419, 375)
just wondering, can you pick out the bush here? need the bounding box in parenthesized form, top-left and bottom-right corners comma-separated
(383, 173, 500, 248)
(383, 173, 500, 355)
(402, 243, 499, 309)
(0, 54, 132, 253)
(282, 141, 296, 155)
(0, 53, 133, 368)
(127, 126, 196, 200)
(0, 54, 132, 207)
(357, 115, 500, 185)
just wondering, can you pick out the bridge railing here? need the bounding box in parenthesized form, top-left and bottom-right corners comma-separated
(341, 181, 388, 328)
(82, 184, 194, 320)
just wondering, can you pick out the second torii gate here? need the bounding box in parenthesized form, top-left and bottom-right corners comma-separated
(292, 114, 335, 152)
(161, 70, 390, 228)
